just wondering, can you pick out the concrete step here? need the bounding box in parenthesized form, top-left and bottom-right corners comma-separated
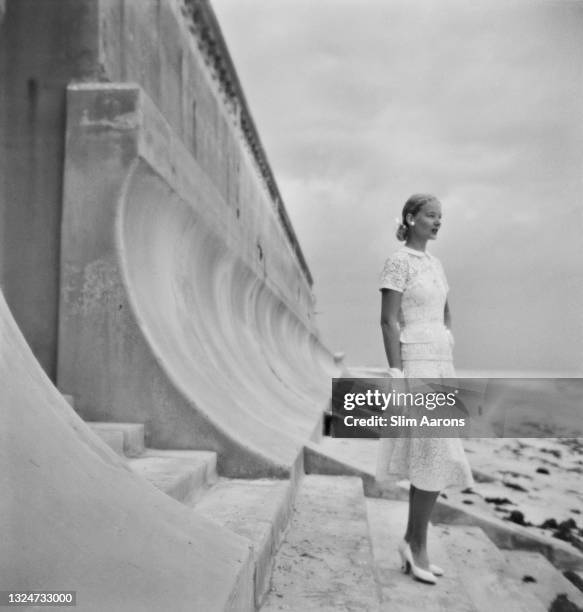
(127, 449, 217, 503)
(366, 498, 477, 611)
(437, 524, 546, 612)
(87, 422, 145, 457)
(307, 437, 379, 474)
(260, 475, 379, 611)
(91, 427, 125, 455)
(502, 549, 583, 611)
(193, 477, 294, 609)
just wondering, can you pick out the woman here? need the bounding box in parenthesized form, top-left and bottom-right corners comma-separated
(375, 193, 473, 584)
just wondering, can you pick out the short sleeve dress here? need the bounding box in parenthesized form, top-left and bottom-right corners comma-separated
(375, 246, 474, 491)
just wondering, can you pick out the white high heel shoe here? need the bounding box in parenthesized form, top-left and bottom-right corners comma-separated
(398, 540, 444, 576)
(397, 541, 437, 584)
(429, 562, 444, 577)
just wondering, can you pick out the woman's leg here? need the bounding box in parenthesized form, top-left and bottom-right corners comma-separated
(404, 484, 415, 542)
(408, 486, 439, 569)
(401, 358, 448, 570)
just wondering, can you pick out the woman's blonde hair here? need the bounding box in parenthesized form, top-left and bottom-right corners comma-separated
(396, 193, 440, 241)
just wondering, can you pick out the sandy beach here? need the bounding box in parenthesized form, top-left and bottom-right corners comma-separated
(450, 437, 583, 554)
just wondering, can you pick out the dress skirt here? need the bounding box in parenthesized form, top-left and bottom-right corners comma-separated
(375, 354, 474, 492)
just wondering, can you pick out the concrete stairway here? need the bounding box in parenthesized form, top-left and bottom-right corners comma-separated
(261, 476, 380, 611)
(87, 419, 295, 609)
(88, 421, 583, 611)
(258, 480, 583, 611)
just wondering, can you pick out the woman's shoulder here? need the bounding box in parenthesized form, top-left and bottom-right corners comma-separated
(380, 248, 412, 273)
(379, 248, 411, 292)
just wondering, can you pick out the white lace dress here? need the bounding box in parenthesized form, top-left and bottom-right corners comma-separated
(375, 246, 474, 491)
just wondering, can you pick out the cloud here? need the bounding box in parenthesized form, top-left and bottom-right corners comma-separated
(212, 0, 583, 372)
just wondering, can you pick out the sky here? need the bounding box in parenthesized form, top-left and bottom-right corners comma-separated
(211, 0, 583, 374)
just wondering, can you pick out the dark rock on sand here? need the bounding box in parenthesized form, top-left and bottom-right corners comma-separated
(552, 519, 583, 553)
(540, 448, 562, 459)
(539, 518, 583, 552)
(549, 593, 582, 612)
(500, 470, 532, 480)
(506, 510, 532, 526)
(485, 497, 513, 505)
(559, 439, 583, 454)
(503, 482, 528, 492)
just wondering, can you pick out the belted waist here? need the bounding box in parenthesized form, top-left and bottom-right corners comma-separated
(400, 321, 450, 344)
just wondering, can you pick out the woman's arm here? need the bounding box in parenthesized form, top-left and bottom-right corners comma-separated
(444, 299, 455, 352)
(380, 288, 403, 371)
(444, 299, 451, 329)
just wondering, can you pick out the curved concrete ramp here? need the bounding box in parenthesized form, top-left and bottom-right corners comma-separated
(0, 290, 254, 611)
(59, 84, 338, 478)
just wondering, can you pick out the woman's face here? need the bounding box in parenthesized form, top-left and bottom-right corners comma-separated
(408, 200, 442, 241)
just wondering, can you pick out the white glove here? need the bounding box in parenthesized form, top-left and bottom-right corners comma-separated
(388, 367, 404, 378)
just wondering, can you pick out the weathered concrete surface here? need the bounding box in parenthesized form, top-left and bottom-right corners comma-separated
(88, 422, 146, 456)
(0, 0, 99, 377)
(367, 499, 573, 612)
(0, 289, 256, 612)
(438, 525, 546, 612)
(0, 0, 319, 381)
(502, 550, 583, 611)
(366, 498, 477, 611)
(261, 475, 380, 611)
(58, 83, 336, 478)
(128, 449, 218, 503)
(194, 478, 295, 608)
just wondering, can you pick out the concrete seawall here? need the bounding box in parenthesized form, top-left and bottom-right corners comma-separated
(0, 0, 318, 378)
(0, 0, 340, 476)
(58, 83, 336, 477)
(1, 2, 341, 605)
